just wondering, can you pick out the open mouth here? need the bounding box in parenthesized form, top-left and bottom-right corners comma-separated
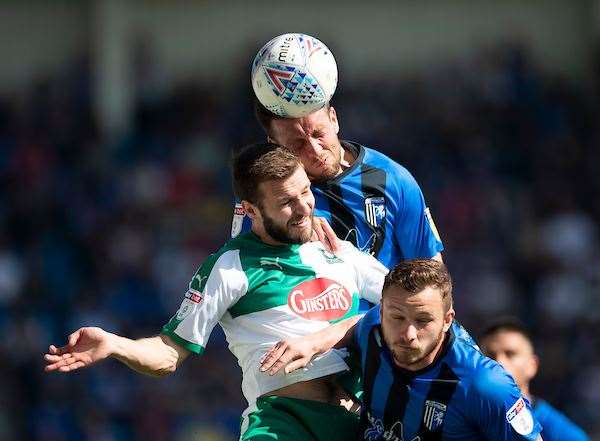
(290, 217, 310, 228)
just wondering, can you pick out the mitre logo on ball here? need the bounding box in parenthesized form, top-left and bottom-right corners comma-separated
(251, 33, 338, 118)
(288, 278, 352, 321)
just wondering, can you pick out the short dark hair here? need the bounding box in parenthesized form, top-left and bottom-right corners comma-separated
(232, 142, 302, 204)
(478, 318, 533, 345)
(383, 259, 453, 311)
(253, 98, 331, 135)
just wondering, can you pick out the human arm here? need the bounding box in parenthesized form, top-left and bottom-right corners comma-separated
(259, 315, 361, 375)
(390, 164, 444, 260)
(467, 363, 543, 441)
(44, 327, 189, 377)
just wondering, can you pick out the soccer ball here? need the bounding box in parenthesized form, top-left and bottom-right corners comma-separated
(251, 33, 338, 118)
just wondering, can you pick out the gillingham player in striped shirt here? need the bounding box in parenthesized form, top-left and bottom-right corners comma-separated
(44, 143, 390, 441)
(261, 260, 543, 441)
(238, 101, 475, 345)
(479, 321, 589, 441)
(232, 101, 443, 269)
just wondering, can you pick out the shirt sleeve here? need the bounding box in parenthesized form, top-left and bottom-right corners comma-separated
(467, 362, 543, 440)
(161, 249, 248, 354)
(392, 166, 444, 259)
(338, 241, 388, 305)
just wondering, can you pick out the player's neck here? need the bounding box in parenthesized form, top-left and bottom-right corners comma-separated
(339, 145, 354, 170)
(519, 384, 532, 401)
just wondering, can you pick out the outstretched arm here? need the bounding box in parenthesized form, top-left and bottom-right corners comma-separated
(44, 327, 190, 377)
(260, 315, 360, 375)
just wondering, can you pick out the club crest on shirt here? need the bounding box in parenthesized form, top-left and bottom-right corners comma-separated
(365, 197, 386, 228)
(318, 248, 343, 264)
(423, 400, 447, 432)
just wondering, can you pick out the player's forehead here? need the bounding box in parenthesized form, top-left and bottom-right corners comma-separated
(383, 286, 444, 315)
(483, 330, 533, 351)
(258, 166, 310, 200)
(271, 108, 331, 138)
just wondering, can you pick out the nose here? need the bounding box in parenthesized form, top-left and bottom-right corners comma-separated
(400, 323, 418, 344)
(304, 138, 323, 156)
(296, 196, 312, 216)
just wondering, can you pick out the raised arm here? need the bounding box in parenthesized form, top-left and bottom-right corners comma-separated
(260, 315, 360, 375)
(44, 326, 190, 377)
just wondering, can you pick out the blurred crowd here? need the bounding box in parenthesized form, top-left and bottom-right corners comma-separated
(0, 42, 599, 440)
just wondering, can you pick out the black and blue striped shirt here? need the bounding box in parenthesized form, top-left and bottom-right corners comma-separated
(354, 306, 542, 441)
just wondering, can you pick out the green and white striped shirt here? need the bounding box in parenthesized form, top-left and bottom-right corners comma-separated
(162, 232, 387, 407)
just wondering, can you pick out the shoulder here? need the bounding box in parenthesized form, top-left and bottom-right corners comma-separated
(189, 235, 254, 291)
(449, 338, 514, 397)
(470, 355, 517, 398)
(359, 144, 416, 182)
(534, 400, 590, 441)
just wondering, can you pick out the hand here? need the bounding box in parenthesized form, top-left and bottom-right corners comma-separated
(259, 337, 323, 375)
(44, 327, 114, 373)
(311, 217, 340, 253)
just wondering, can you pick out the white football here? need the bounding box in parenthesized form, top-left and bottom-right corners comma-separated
(251, 33, 338, 118)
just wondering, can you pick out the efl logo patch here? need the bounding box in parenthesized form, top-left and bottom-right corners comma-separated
(185, 289, 203, 304)
(506, 397, 534, 435)
(365, 197, 386, 228)
(423, 400, 447, 432)
(288, 278, 352, 321)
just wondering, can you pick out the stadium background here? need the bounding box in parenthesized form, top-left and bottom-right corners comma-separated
(1, 0, 599, 439)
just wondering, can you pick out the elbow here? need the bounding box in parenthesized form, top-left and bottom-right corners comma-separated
(155, 361, 177, 377)
(152, 348, 179, 377)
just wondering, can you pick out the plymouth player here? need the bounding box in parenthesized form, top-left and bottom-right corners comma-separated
(45, 143, 388, 441)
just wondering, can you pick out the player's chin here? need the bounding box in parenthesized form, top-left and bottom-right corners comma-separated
(286, 223, 313, 244)
(291, 228, 313, 244)
(392, 347, 422, 365)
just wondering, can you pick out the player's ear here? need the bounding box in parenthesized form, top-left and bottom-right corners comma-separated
(526, 353, 539, 381)
(328, 106, 339, 134)
(443, 308, 455, 333)
(241, 200, 259, 220)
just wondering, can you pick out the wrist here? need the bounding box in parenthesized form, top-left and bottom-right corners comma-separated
(107, 332, 125, 359)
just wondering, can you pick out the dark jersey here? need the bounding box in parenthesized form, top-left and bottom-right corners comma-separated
(231, 141, 443, 269)
(354, 306, 542, 441)
(532, 399, 589, 441)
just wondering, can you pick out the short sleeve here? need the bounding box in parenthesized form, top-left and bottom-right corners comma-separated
(392, 167, 444, 259)
(467, 362, 543, 440)
(161, 249, 248, 354)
